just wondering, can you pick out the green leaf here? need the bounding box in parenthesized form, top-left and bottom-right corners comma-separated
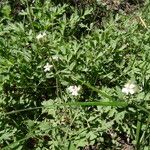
(67, 101, 128, 107)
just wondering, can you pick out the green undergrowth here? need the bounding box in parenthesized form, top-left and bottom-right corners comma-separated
(0, 0, 150, 149)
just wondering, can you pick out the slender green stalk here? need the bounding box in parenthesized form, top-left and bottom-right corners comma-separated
(135, 113, 142, 149)
(72, 76, 113, 100)
(3, 101, 128, 115)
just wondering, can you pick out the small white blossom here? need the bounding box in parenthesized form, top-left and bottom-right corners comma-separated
(122, 81, 138, 95)
(36, 32, 46, 40)
(67, 85, 81, 96)
(44, 63, 53, 72)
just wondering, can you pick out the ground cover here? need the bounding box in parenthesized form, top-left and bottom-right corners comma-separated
(0, 0, 150, 149)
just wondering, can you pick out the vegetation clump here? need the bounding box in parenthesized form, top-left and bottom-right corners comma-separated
(0, 0, 150, 149)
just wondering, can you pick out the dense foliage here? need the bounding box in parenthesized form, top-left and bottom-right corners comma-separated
(0, 0, 150, 149)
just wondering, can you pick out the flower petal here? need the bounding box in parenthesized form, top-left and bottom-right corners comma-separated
(122, 88, 129, 95)
(129, 88, 135, 94)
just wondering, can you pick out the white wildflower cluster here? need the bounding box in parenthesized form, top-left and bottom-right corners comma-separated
(67, 85, 81, 96)
(43, 56, 59, 72)
(122, 81, 139, 95)
(44, 62, 53, 72)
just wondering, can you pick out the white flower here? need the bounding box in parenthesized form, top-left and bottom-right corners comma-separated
(44, 63, 53, 72)
(67, 85, 81, 96)
(36, 32, 46, 40)
(122, 81, 138, 95)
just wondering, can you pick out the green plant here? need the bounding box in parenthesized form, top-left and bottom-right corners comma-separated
(0, 0, 150, 150)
